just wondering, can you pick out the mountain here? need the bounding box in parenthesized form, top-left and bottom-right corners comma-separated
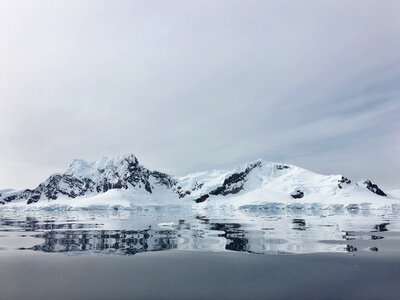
(0, 154, 176, 205)
(0, 154, 396, 210)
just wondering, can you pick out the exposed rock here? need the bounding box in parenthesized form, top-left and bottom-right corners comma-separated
(361, 180, 387, 196)
(338, 176, 351, 189)
(194, 194, 209, 203)
(290, 189, 304, 199)
(151, 171, 177, 188)
(209, 162, 261, 196)
(3, 194, 18, 202)
(177, 190, 191, 198)
(339, 176, 351, 184)
(276, 164, 290, 170)
(190, 162, 262, 203)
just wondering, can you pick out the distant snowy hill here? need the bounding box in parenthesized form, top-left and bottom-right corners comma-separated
(0, 154, 398, 210)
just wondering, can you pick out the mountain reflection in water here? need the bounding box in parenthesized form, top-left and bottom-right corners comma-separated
(30, 228, 178, 255)
(0, 207, 399, 256)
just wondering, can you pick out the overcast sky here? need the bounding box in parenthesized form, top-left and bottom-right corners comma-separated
(0, 0, 399, 190)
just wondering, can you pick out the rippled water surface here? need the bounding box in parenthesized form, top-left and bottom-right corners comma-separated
(0, 206, 399, 255)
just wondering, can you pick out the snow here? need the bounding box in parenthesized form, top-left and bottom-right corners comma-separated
(0, 156, 399, 211)
(387, 190, 400, 199)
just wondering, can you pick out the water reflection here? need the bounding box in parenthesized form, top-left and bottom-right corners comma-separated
(0, 207, 399, 256)
(0, 217, 102, 231)
(373, 223, 390, 232)
(29, 228, 178, 255)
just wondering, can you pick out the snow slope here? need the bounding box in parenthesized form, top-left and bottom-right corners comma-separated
(0, 154, 398, 210)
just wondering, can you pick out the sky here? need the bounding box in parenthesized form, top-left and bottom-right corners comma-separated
(0, 0, 399, 190)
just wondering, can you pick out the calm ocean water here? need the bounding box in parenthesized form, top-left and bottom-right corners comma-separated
(0, 207, 399, 299)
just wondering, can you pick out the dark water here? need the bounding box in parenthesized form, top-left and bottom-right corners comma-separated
(0, 207, 400, 299)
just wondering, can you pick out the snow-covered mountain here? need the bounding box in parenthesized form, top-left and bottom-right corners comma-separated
(0, 153, 397, 210)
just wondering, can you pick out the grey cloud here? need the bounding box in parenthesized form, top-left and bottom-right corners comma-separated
(0, 0, 399, 190)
